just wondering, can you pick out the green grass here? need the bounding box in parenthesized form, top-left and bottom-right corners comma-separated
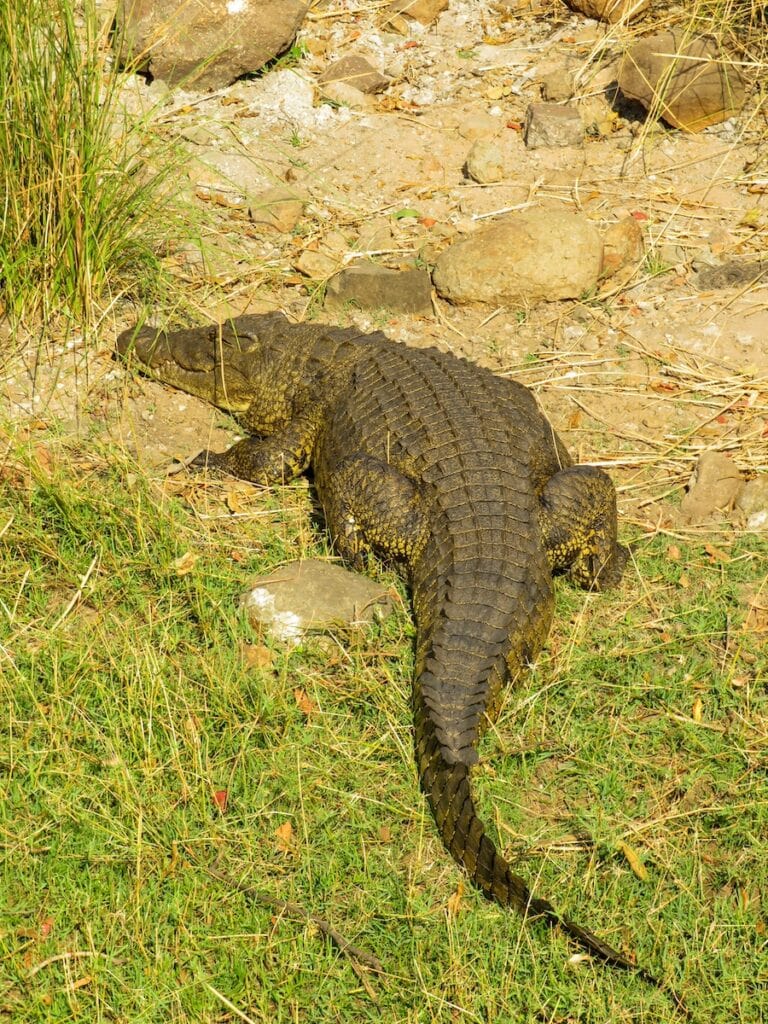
(1, 437, 766, 1022)
(0, 0, 187, 330)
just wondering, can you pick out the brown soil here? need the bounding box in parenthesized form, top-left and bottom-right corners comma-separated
(3, 0, 767, 537)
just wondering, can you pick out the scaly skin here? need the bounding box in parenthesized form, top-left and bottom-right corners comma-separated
(117, 314, 682, 1006)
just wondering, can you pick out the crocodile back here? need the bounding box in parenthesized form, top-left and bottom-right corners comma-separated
(316, 341, 557, 767)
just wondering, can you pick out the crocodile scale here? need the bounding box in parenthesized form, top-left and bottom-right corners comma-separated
(117, 313, 668, 993)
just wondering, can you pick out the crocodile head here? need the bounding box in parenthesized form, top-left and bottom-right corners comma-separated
(116, 314, 289, 413)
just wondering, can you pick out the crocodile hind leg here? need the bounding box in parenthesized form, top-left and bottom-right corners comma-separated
(319, 454, 428, 570)
(190, 414, 318, 485)
(538, 464, 628, 589)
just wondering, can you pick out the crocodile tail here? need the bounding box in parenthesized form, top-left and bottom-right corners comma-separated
(413, 690, 646, 974)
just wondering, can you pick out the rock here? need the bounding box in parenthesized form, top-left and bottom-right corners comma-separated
(737, 477, 768, 531)
(318, 80, 375, 110)
(601, 216, 645, 278)
(385, 0, 449, 26)
(540, 69, 574, 102)
(695, 260, 768, 290)
(465, 140, 505, 184)
(240, 559, 393, 643)
(679, 451, 744, 525)
(325, 262, 433, 315)
(318, 55, 390, 94)
(432, 209, 603, 305)
(524, 103, 584, 149)
(563, 0, 650, 22)
(249, 187, 305, 233)
(116, 0, 308, 91)
(617, 30, 746, 132)
(294, 249, 339, 279)
(458, 111, 501, 141)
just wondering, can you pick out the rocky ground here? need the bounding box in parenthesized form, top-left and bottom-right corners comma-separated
(3, 0, 767, 540)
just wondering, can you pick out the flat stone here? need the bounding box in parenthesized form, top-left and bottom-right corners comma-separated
(240, 559, 393, 642)
(564, 0, 650, 22)
(524, 103, 584, 149)
(318, 55, 390, 94)
(249, 187, 305, 233)
(318, 80, 375, 110)
(695, 261, 768, 290)
(325, 262, 433, 315)
(432, 209, 603, 305)
(294, 249, 339, 279)
(116, 0, 309, 91)
(618, 30, 746, 132)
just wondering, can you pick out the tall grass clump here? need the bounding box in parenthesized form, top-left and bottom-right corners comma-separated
(0, 0, 181, 329)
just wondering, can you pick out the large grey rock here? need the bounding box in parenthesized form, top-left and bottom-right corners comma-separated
(116, 0, 309, 91)
(432, 209, 603, 305)
(618, 30, 746, 132)
(240, 559, 393, 642)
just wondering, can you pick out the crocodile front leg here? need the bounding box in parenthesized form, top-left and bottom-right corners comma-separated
(191, 414, 319, 485)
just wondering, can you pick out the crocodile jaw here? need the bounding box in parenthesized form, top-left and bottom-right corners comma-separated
(116, 323, 254, 413)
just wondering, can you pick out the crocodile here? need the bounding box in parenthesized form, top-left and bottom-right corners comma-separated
(117, 313, 674, 999)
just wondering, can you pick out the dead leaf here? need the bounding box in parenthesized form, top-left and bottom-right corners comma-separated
(650, 379, 681, 394)
(226, 490, 246, 514)
(692, 696, 703, 723)
(737, 884, 750, 911)
(212, 789, 229, 812)
(446, 881, 465, 917)
(667, 545, 681, 561)
(678, 574, 690, 588)
(173, 551, 200, 576)
(274, 821, 294, 853)
(618, 841, 649, 881)
(241, 643, 273, 670)
(378, 825, 392, 843)
(293, 687, 318, 717)
(704, 542, 731, 564)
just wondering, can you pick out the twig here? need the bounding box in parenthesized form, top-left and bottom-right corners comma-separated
(197, 857, 383, 1000)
